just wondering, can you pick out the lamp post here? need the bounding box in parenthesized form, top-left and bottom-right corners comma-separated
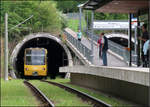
(86, 11, 88, 34)
(77, 4, 84, 32)
(4, 13, 8, 81)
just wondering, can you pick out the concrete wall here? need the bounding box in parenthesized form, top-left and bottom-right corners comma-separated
(71, 73, 148, 105)
(67, 46, 84, 65)
(60, 66, 149, 105)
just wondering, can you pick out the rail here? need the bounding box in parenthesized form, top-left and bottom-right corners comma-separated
(64, 31, 92, 62)
(41, 80, 111, 107)
(24, 80, 54, 107)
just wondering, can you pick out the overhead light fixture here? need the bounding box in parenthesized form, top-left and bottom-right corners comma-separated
(114, 2, 119, 5)
(85, 6, 93, 9)
(77, 4, 84, 8)
(89, 2, 97, 5)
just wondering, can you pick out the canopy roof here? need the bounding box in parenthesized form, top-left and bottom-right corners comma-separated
(83, 0, 149, 13)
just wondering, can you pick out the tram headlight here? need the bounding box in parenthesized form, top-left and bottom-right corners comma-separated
(25, 68, 29, 71)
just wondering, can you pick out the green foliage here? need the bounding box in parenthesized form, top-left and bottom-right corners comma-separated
(140, 14, 149, 24)
(53, 0, 87, 13)
(85, 11, 128, 21)
(67, 18, 86, 32)
(85, 11, 128, 28)
(1, 1, 64, 41)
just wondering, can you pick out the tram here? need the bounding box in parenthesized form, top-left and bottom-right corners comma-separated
(24, 48, 48, 76)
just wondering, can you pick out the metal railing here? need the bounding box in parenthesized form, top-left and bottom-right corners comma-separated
(86, 31, 137, 64)
(64, 31, 92, 62)
(66, 13, 85, 19)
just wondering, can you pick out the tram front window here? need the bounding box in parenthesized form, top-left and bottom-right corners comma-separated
(25, 50, 45, 65)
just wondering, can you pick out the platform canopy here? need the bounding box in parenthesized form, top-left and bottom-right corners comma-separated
(82, 0, 149, 13)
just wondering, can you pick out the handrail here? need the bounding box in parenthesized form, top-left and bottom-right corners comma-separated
(64, 31, 92, 62)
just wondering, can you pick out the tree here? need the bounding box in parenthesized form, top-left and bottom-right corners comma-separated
(85, 11, 128, 29)
(53, 0, 87, 13)
(0, 1, 63, 40)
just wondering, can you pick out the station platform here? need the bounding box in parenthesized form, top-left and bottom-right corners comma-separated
(63, 28, 149, 105)
(60, 66, 149, 105)
(65, 28, 128, 67)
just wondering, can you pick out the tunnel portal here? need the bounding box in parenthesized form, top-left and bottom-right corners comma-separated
(106, 33, 135, 49)
(109, 37, 134, 49)
(11, 33, 72, 79)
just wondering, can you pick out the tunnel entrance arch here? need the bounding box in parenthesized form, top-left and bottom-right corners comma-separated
(10, 33, 72, 78)
(105, 33, 135, 48)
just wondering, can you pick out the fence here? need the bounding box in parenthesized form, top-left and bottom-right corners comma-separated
(86, 31, 137, 64)
(66, 13, 85, 19)
(64, 31, 92, 62)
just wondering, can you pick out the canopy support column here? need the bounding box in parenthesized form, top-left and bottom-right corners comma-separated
(148, 1, 150, 68)
(148, 2, 150, 107)
(91, 10, 94, 63)
(129, 13, 132, 67)
(137, 11, 141, 66)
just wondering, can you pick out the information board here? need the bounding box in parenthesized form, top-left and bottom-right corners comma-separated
(93, 20, 137, 30)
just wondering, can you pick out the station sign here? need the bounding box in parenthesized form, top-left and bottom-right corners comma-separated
(93, 20, 137, 30)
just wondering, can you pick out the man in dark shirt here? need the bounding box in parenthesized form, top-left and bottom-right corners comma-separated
(98, 32, 108, 66)
(139, 24, 149, 46)
(139, 24, 149, 67)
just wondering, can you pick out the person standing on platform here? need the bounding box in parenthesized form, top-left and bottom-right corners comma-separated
(143, 40, 149, 67)
(99, 32, 108, 66)
(77, 29, 82, 41)
(138, 24, 149, 67)
(97, 34, 102, 58)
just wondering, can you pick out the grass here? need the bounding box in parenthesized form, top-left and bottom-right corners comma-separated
(1, 79, 39, 106)
(30, 80, 91, 106)
(0, 78, 134, 106)
(1, 38, 4, 77)
(67, 18, 86, 32)
(48, 78, 135, 106)
(1, 54, 4, 78)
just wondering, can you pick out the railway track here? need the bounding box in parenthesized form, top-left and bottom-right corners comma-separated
(24, 80, 54, 107)
(41, 80, 111, 107)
